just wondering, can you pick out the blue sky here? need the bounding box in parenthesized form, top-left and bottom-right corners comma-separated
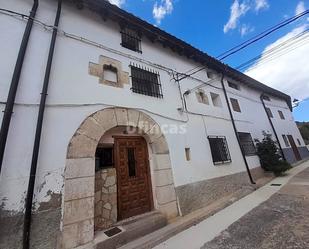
(111, 0, 309, 121)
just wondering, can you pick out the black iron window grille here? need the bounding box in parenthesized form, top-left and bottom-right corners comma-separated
(121, 27, 142, 53)
(208, 136, 231, 164)
(130, 64, 163, 98)
(238, 132, 256, 156)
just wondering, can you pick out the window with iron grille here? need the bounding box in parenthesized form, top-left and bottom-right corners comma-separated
(121, 27, 142, 53)
(130, 64, 163, 98)
(208, 136, 231, 164)
(238, 132, 256, 156)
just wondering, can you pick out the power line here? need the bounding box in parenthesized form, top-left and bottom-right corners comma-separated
(216, 10, 309, 59)
(241, 35, 309, 71)
(236, 29, 309, 71)
(179, 9, 309, 81)
(217, 9, 309, 60)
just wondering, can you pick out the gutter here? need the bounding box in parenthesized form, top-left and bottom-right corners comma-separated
(22, 1, 62, 248)
(0, 0, 39, 173)
(260, 94, 286, 161)
(220, 73, 255, 184)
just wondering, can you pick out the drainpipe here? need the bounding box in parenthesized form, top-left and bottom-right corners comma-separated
(260, 94, 286, 161)
(0, 0, 39, 173)
(23, 1, 62, 248)
(220, 73, 255, 184)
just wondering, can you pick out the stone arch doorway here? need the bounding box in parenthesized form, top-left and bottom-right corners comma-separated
(61, 108, 178, 249)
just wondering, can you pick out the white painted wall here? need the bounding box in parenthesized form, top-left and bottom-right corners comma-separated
(0, 0, 305, 213)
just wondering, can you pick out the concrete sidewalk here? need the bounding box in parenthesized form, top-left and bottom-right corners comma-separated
(154, 160, 309, 249)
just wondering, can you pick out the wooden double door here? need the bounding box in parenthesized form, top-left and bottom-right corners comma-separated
(114, 136, 153, 220)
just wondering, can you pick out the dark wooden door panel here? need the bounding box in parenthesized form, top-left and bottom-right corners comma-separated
(115, 137, 153, 220)
(287, 135, 301, 161)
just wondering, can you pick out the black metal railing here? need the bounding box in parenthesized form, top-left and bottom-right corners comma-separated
(130, 64, 163, 98)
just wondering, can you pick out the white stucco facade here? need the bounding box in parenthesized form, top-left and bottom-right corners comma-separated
(0, 1, 308, 248)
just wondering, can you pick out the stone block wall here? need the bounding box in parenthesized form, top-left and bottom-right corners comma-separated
(94, 168, 117, 231)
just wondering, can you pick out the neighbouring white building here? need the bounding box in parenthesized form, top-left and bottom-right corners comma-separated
(0, 0, 308, 249)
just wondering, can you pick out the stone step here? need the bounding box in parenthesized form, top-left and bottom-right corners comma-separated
(94, 211, 167, 249)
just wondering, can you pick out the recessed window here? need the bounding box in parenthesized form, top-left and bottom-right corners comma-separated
(185, 148, 191, 161)
(228, 81, 240, 90)
(103, 64, 118, 83)
(208, 136, 231, 164)
(262, 95, 271, 101)
(121, 27, 142, 53)
(130, 64, 163, 98)
(230, 98, 241, 112)
(278, 110, 285, 120)
(297, 138, 301, 146)
(196, 90, 209, 105)
(282, 135, 290, 147)
(207, 71, 215, 79)
(265, 107, 273, 118)
(127, 147, 136, 177)
(238, 132, 256, 156)
(95, 147, 114, 172)
(210, 92, 222, 107)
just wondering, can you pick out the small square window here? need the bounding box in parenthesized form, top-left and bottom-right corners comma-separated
(210, 92, 222, 107)
(196, 90, 209, 105)
(266, 107, 273, 118)
(262, 95, 271, 101)
(121, 27, 142, 53)
(207, 71, 215, 79)
(103, 64, 118, 83)
(282, 135, 290, 147)
(228, 81, 240, 90)
(278, 110, 285, 120)
(185, 148, 191, 161)
(230, 98, 241, 112)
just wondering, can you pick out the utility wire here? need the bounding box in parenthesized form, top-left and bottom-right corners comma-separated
(217, 9, 309, 60)
(216, 10, 309, 59)
(241, 35, 309, 71)
(179, 9, 309, 81)
(241, 39, 309, 71)
(236, 29, 309, 71)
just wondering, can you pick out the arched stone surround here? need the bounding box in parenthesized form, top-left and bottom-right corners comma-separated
(60, 108, 178, 249)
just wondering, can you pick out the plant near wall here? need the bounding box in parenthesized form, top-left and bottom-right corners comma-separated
(256, 133, 291, 176)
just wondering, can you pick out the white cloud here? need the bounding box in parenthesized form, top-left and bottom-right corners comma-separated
(153, 0, 173, 25)
(245, 25, 309, 100)
(109, 0, 125, 7)
(295, 1, 305, 15)
(240, 24, 254, 36)
(224, 0, 250, 33)
(255, 0, 269, 12)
